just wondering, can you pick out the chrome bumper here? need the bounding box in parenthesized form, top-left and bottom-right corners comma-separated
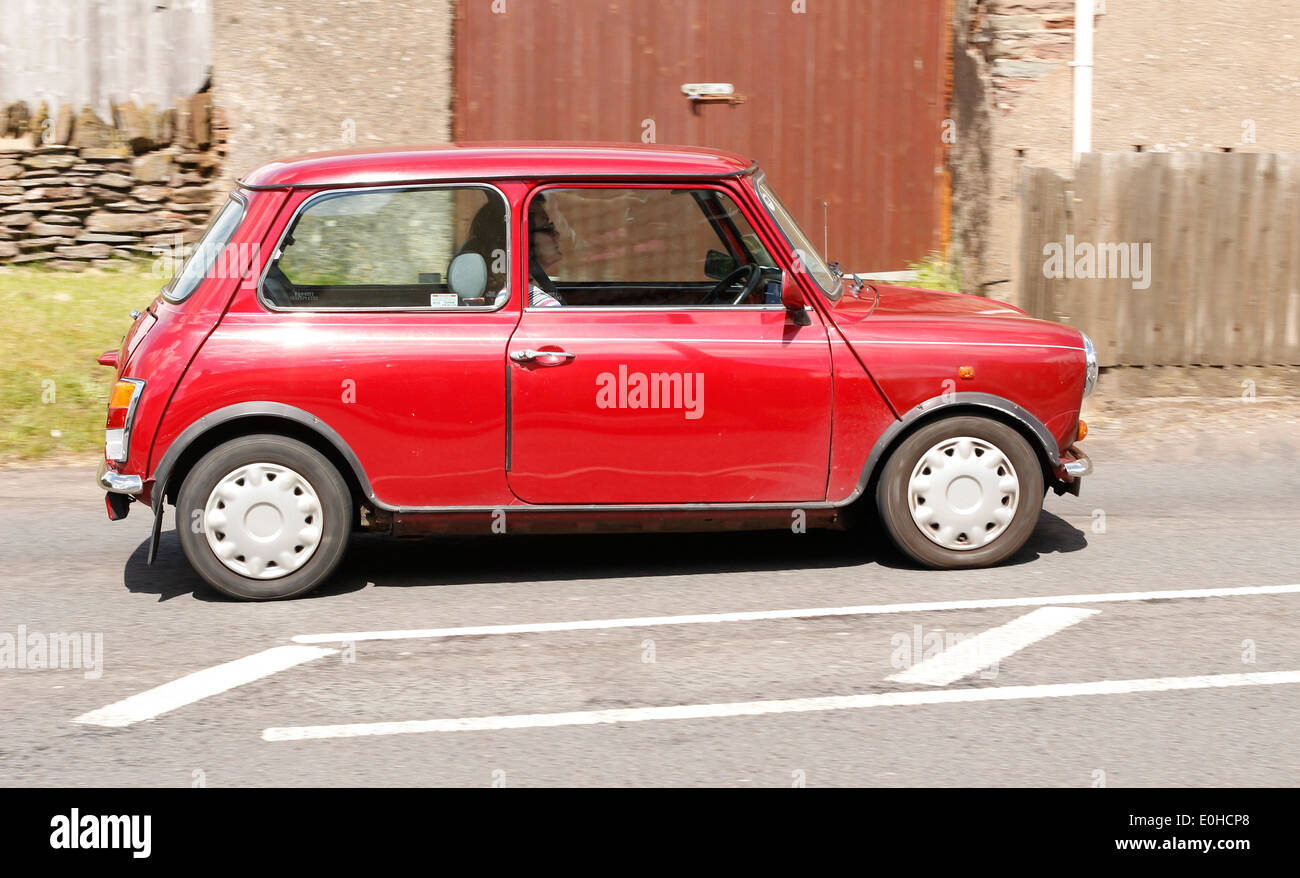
(98, 459, 143, 495)
(1063, 447, 1092, 478)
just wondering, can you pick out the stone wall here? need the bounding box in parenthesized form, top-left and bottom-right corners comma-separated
(0, 94, 225, 269)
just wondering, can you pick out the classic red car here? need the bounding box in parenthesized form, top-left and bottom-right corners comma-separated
(97, 143, 1095, 600)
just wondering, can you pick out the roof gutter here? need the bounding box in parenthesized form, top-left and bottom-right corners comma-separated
(237, 160, 761, 191)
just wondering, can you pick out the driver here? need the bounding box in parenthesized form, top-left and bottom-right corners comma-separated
(528, 193, 571, 308)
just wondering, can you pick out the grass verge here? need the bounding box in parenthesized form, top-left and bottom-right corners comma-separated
(0, 266, 161, 462)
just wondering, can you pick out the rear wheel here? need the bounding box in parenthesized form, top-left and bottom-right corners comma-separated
(176, 434, 351, 600)
(875, 416, 1043, 568)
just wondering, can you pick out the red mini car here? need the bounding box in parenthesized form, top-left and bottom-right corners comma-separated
(97, 143, 1095, 601)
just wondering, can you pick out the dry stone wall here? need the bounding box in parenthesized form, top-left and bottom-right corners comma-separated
(0, 94, 225, 269)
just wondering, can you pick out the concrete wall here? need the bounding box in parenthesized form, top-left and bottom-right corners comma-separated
(211, 0, 454, 188)
(953, 0, 1300, 305)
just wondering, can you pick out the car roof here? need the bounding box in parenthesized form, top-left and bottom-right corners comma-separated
(238, 142, 759, 189)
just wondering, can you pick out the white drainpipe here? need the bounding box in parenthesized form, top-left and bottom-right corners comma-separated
(1071, 0, 1094, 163)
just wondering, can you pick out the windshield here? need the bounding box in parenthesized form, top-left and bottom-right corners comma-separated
(162, 195, 247, 303)
(753, 172, 840, 300)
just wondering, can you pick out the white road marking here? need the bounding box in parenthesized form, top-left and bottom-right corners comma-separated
(74, 645, 339, 728)
(71, 583, 1300, 731)
(261, 670, 1300, 741)
(291, 583, 1300, 644)
(886, 606, 1099, 686)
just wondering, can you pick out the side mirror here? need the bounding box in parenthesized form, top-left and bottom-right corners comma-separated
(704, 249, 738, 280)
(781, 270, 811, 326)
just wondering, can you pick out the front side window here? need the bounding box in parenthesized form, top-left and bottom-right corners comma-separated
(753, 173, 839, 299)
(262, 185, 509, 309)
(524, 186, 784, 308)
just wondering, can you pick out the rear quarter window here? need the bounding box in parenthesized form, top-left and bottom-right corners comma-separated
(162, 195, 248, 303)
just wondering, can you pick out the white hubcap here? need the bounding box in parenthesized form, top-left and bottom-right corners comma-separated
(907, 437, 1020, 551)
(203, 462, 324, 579)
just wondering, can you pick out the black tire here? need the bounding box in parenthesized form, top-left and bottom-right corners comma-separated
(176, 434, 352, 600)
(875, 416, 1044, 569)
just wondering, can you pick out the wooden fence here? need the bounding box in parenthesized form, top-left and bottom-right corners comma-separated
(0, 0, 211, 118)
(1019, 152, 1300, 366)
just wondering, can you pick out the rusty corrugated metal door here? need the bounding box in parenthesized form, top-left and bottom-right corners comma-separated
(455, 0, 948, 272)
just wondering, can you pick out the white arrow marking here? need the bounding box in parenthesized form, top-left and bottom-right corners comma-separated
(74, 645, 339, 728)
(261, 670, 1300, 740)
(886, 606, 1099, 686)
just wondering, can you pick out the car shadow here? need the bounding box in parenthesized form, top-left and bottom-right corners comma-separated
(122, 527, 374, 602)
(124, 510, 1087, 601)
(1004, 508, 1090, 566)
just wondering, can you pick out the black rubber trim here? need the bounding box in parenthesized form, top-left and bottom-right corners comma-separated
(835, 392, 1063, 506)
(148, 402, 373, 566)
(504, 359, 512, 472)
(147, 498, 164, 565)
(150, 402, 374, 515)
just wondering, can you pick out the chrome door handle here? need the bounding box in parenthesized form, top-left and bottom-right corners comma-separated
(510, 349, 576, 363)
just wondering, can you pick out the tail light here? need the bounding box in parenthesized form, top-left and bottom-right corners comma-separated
(105, 378, 145, 463)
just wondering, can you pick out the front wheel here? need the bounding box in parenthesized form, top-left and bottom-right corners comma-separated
(176, 434, 352, 600)
(875, 416, 1044, 568)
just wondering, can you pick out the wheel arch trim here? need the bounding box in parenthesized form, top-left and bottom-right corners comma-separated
(150, 401, 374, 515)
(838, 392, 1062, 505)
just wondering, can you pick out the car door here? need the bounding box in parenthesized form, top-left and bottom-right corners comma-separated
(506, 182, 833, 505)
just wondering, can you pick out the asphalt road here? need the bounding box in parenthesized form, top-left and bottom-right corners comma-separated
(2, 414, 1298, 787)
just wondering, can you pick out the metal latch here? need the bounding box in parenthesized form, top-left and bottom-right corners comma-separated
(681, 82, 746, 111)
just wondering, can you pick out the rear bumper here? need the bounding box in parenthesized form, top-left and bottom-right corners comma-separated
(98, 458, 143, 495)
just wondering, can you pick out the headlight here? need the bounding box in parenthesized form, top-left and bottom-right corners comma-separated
(1080, 332, 1098, 398)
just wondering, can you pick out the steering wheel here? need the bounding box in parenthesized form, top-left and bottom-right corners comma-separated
(702, 264, 763, 305)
